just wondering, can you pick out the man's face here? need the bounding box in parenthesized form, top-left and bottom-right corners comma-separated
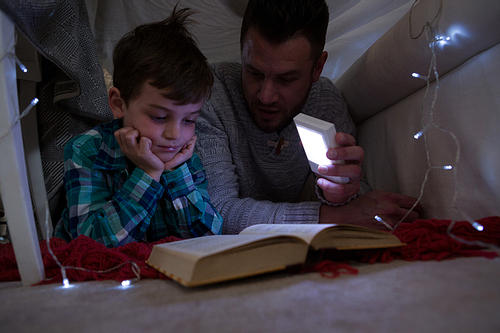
(241, 28, 324, 133)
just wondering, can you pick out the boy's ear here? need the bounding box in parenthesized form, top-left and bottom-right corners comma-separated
(108, 87, 125, 118)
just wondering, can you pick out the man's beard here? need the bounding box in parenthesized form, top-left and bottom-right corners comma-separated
(248, 98, 307, 134)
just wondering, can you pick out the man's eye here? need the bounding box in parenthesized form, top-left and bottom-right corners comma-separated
(279, 77, 295, 83)
(183, 119, 196, 125)
(247, 69, 262, 77)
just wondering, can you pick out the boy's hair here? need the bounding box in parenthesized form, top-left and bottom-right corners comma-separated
(112, 6, 213, 106)
(240, 0, 329, 63)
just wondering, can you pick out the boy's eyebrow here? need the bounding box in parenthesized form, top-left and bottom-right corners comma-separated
(148, 104, 202, 115)
(148, 103, 170, 111)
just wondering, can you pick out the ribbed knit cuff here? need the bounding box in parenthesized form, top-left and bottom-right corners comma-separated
(315, 183, 358, 206)
(277, 201, 322, 224)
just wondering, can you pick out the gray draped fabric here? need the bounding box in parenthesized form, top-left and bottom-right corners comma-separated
(0, 0, 113, 232)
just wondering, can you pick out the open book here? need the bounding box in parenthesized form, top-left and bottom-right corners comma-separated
(146, 223, 403, 287)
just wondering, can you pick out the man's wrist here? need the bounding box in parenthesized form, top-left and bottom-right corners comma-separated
(315, 183, 358, 206)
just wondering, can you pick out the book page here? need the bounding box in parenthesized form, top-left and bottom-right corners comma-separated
(153, 234, 283, 258)
(239, 224, 337, 244)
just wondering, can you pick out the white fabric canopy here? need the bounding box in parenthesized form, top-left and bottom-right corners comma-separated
(85, 0, 414, 84)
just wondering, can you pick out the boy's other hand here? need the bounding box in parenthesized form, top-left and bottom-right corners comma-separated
(164, 135, 197, 171)
(115, 127, 164, 181)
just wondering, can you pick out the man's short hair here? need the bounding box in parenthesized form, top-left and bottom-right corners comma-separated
(112, 6, 213, 105)
(240, 0, 329, 62)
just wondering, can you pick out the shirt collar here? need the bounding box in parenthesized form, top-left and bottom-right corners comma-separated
(93, 118, 128, 171)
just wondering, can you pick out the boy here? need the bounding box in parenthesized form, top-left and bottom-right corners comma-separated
(54, 7, 223, 247)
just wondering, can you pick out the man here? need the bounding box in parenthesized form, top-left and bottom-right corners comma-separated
(195, 0, 420, 234)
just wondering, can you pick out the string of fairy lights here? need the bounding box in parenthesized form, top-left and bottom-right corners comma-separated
(0, 37, 39, 145)
(380, 0, 497, 251)
(41, 199, 141, 288)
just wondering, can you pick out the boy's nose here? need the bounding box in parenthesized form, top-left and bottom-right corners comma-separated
(163, 124, 181, 140)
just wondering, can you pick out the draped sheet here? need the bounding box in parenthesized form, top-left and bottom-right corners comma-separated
(85, 0, 414, 84)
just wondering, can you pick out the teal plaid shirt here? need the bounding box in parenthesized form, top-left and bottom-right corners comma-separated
(54, 119, 223, 247)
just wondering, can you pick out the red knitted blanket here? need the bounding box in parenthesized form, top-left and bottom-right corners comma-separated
(1, 217, 498, 285)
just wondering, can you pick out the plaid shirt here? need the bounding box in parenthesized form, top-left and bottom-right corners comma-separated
(55, 119, 223, 247)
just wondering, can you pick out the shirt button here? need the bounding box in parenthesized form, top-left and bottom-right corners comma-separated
(167, 182, 177, 189)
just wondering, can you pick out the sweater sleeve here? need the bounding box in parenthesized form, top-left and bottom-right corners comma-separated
(194, 111, 322, 234)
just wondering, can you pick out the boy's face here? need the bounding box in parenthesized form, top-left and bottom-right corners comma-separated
(112, 82, 203, 164)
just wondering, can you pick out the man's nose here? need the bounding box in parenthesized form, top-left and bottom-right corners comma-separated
(259, 79, 279, 105)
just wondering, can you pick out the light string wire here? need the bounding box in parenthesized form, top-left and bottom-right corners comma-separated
(1, 32, 141, 287)
(385, 0, 498, 251)
(43, 198, 141, 287)
(0, 34, 38, 145)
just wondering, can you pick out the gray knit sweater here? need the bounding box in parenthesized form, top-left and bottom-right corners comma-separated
(195, 62, 368, 234)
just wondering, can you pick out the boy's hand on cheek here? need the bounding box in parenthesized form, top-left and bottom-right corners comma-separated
(164, 135, 197, 171)
(114, 127, 164, 181)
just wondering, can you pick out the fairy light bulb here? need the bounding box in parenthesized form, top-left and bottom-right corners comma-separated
(374, 215, 393, 230)
(16, 58, 27, 72)
(435, 35, 451, 46)
(472, 221, 484, 232)
(429, 35, 451, 47)
(10, 54, 28, 72)
(414, 124, 431, 139)
(61, 268, 71, 288)
(20, 98, 39, 117)
(412, 72, 428, 80)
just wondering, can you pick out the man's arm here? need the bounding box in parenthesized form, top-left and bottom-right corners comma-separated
(195, 104, 321, 234)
